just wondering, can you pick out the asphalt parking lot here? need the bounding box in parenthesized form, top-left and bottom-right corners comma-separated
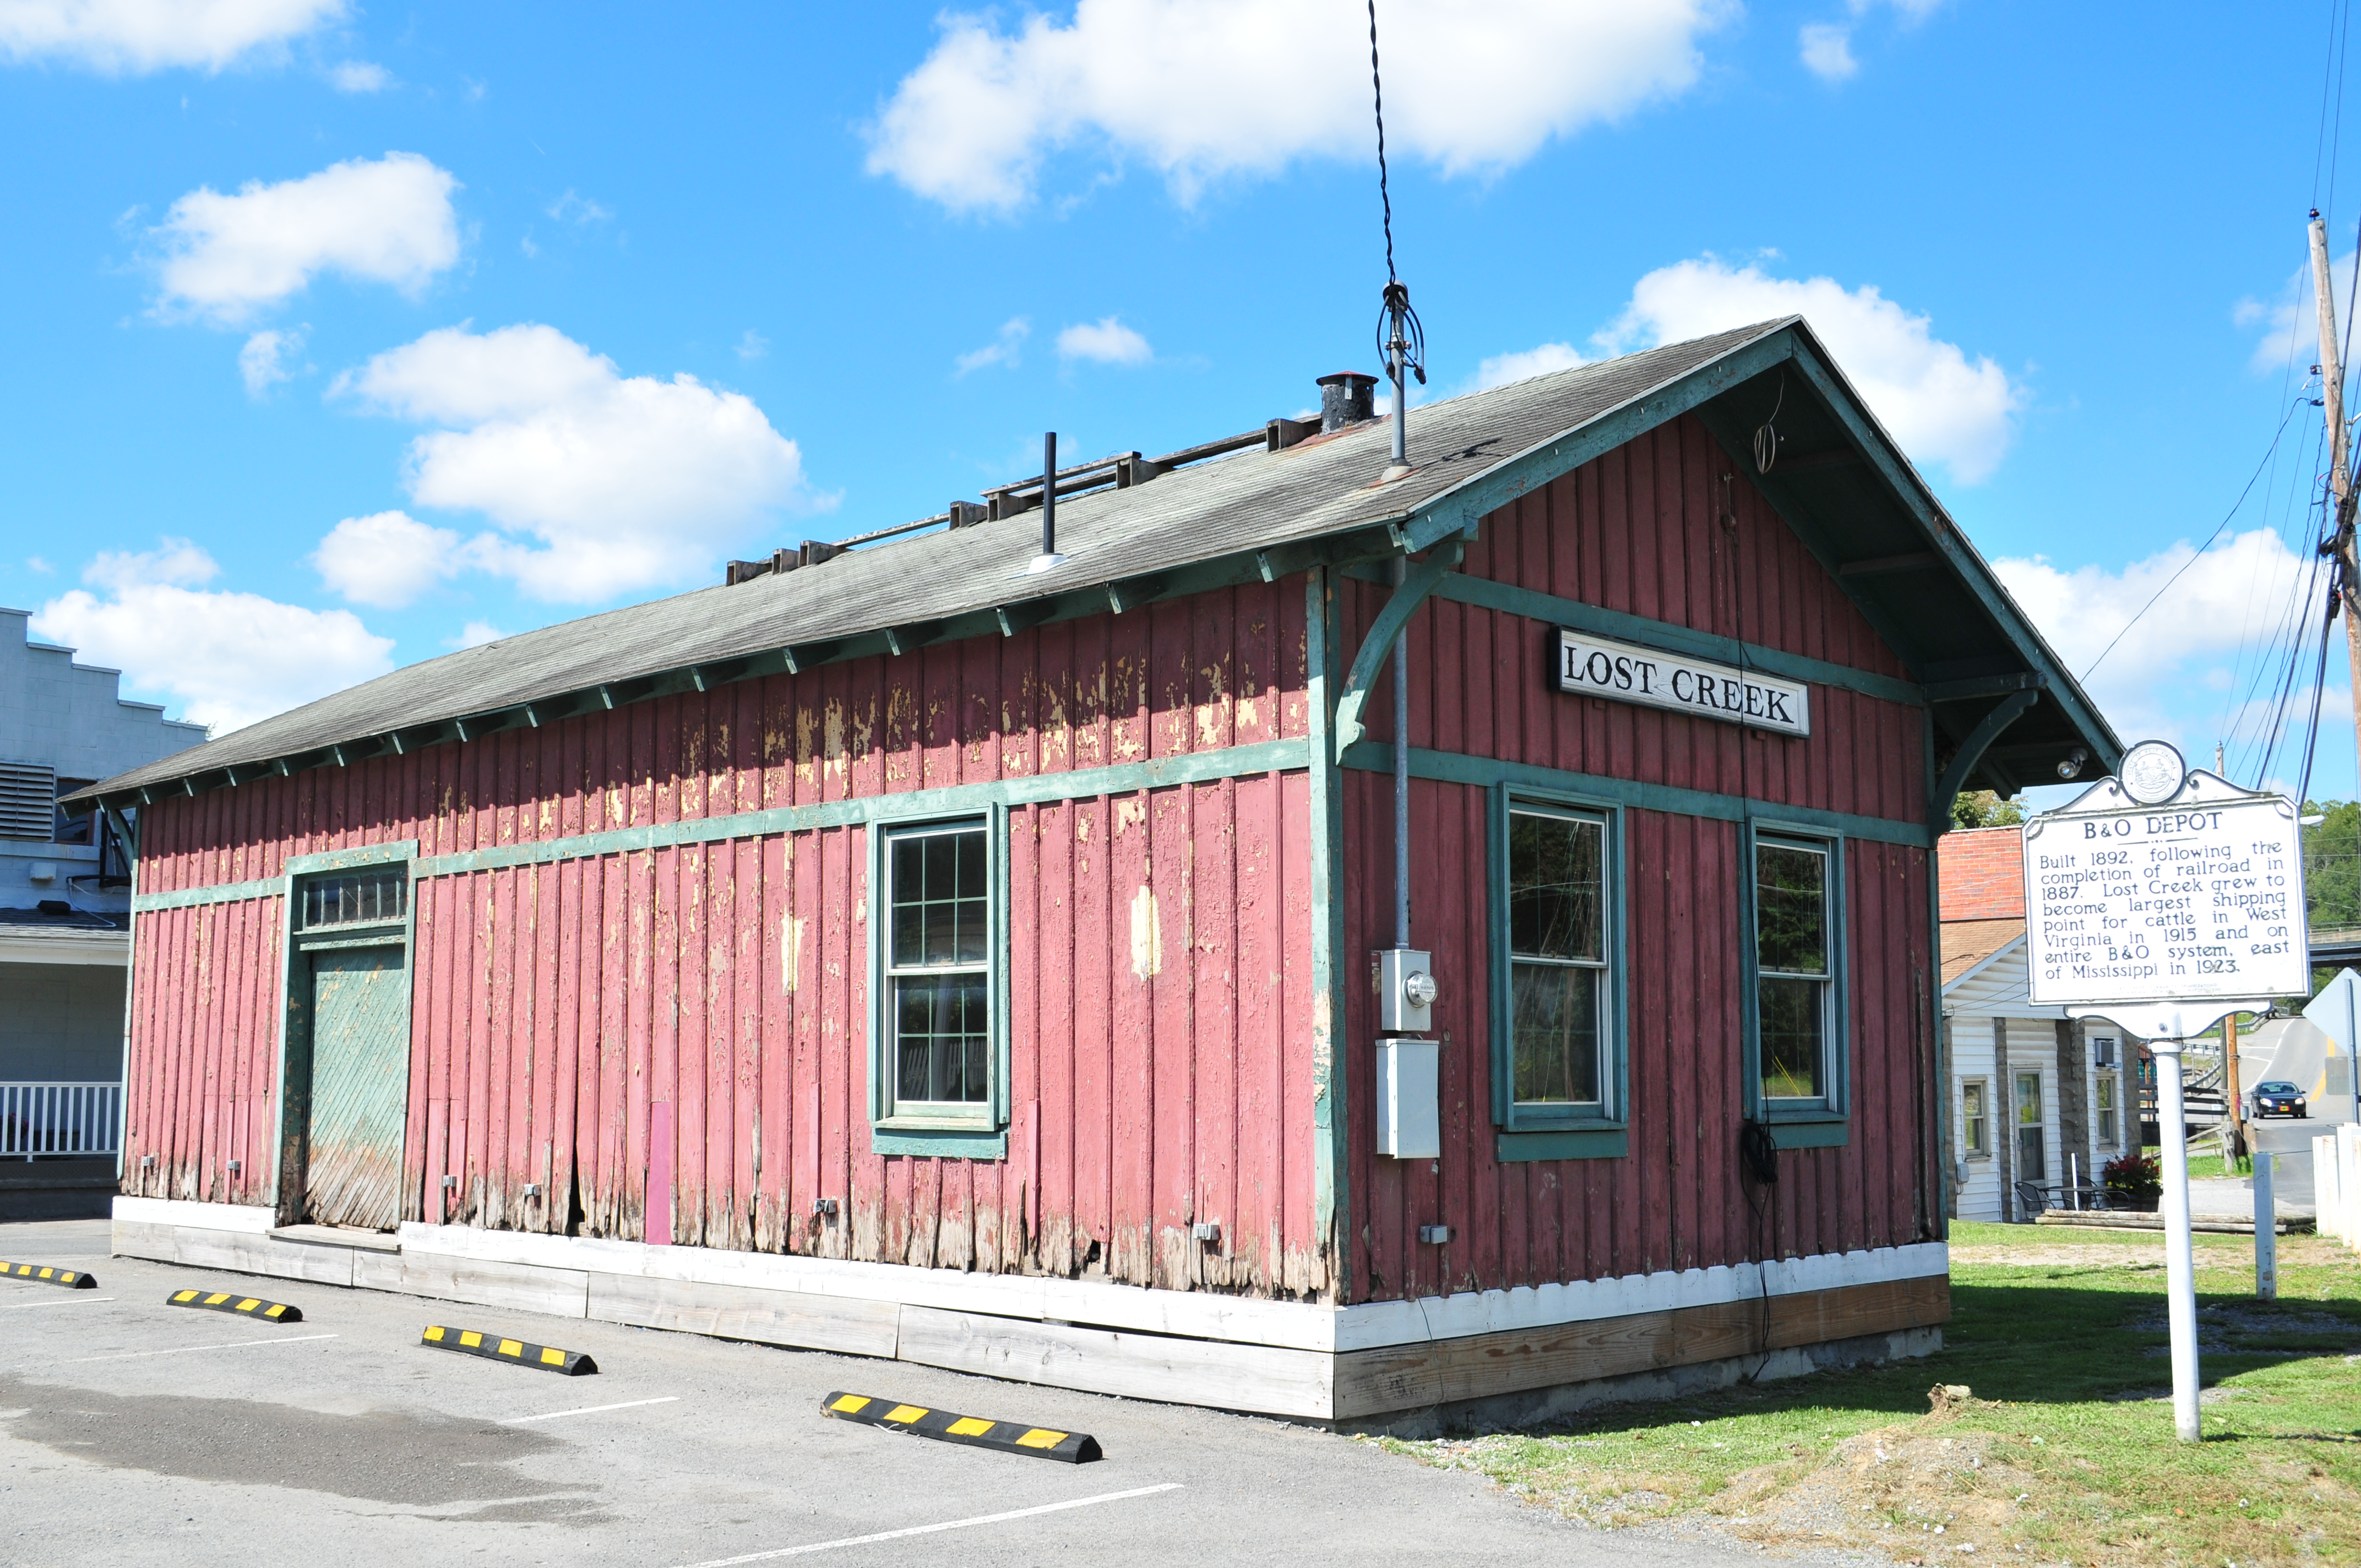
(0, 1217, 1789, 1568)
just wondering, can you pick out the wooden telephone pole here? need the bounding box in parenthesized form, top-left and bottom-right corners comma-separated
(2307, 210, 2361, 796)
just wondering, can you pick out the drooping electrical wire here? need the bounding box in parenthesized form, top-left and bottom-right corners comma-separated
(2081, 397, 2306, 683)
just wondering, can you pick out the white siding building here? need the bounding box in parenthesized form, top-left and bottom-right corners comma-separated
(1940, 826, 2138, 1222)
(2, 608, 205, 1157)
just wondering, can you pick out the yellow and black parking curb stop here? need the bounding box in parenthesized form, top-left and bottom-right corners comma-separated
(822, 1392, 1102, 1463)
(168, 1288, 302, 1322)
(1, 1260, 96, 1289)
(421, 1324, 596, 1376)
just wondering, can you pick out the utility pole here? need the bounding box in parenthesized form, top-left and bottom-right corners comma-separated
(2306, 210, 2361, 802)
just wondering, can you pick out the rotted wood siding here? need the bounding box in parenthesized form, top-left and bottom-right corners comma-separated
(122, 581, 1331, 1298)
(1336, 412, 1938, 1302)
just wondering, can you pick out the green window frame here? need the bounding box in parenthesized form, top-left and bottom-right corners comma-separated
(866, 810, 1010, 1158)
(1740, 821, 1849, 1146)
(1488, 787, 1628, 1161)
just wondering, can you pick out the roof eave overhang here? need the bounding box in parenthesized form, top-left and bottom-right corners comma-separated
(69, 319, 2119, 820)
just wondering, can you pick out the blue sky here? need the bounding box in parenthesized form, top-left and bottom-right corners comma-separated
(3, 2, 2358, 802)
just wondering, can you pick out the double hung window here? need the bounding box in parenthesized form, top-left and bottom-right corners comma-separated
(1506, 807, 1610, 1109)
(877, 820, 995, 1126)
(1752, 835, 1836, 1106)
(1490, 794, 1625, 1157)
(1961, 1079, 1989, 1157)
(2096, 1073, 2119, 1147)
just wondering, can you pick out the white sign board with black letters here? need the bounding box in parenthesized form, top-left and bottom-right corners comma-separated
(2023, 766, 2309, 1011)
(1554, 629, 1810, 737)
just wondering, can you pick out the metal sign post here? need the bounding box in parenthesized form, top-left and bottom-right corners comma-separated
(2022, 742, 2311, 1444)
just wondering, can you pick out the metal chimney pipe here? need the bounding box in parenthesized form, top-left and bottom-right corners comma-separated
(1042, 431, 1057, 558)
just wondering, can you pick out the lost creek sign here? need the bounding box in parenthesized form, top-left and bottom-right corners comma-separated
(1554, 629, 1810, 737)
(2023, 781, 2309, 1006)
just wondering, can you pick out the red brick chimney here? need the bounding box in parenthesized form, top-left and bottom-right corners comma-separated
(1938, 827, 2025, 921)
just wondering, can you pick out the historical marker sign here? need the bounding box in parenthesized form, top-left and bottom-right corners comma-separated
(1554, 629, 1810, 737)
(2023, 766, 2309, 1008)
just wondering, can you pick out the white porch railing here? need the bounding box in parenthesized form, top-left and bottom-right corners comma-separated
(0, 1082, 122, 1158)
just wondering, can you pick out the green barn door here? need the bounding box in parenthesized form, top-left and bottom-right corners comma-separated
(304, 945, 411, 1229)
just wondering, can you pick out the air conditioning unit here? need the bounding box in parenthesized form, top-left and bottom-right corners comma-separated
(2091, 1037, 2117, 1068)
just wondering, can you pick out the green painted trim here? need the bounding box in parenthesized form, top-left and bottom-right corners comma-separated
(414, 737, 1311, 880)
(1741, 819, 1850, 1124)
(869, 1128, 1010, 1159)
(1305, 567, 1350, 1301)
(1761, 1118, 1850, 1150)
(1340, 743, 1934, 848)
(866, 810, 1009, 1142)
(1392, 330, 1802, 549)
(1930, 688, 2038, 828)
(287, 840, 418, 876)
(1775, 340, 2120, 771)
(292, 926, 409, 953)
(1497, 1128, 1630, 1162)
(1487, 785, 1631, 1135)
(1330, 541, 1463, 759)
(1418, 570, 1924, 709)
(134, 876, 280, 913)
(273, 848, 420, 1220)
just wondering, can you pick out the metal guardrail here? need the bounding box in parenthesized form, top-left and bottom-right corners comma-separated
(0, 1082, 122, 1158)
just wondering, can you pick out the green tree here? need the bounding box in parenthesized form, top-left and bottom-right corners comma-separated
(1950, 790, 2025, 830)
(2304, 798, 2361, 997)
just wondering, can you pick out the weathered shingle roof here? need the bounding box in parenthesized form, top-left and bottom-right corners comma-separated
(72, 317, 2120, 809)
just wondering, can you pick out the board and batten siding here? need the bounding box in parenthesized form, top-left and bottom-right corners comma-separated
(121, 582, 1334, 1298)
(1336, 412, 1939, 1302)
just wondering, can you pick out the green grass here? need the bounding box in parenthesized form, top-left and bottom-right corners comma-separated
(1370, 1223, 2361, 1566)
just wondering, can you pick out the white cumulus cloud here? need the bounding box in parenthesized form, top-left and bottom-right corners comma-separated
(311, 509, 462, 607)
(328, 58, 388, 91)
(1993, 529, 2344, 774)
(0, 0, 341, 73)
(1798, 23, 1857, 81)
(867, 0, 1732, 212)
(1472, 341, 1587, 392)
(1056, 315, 1150, 366)
(1600, 255, 2022, 483)
(153, 151, 460, 324)
(34, 538, 394, 734)
(331, 322, 819, 603)
(238, 325, 302, 396)
(2239, 247, 2359, 377)
(956, 317, 1029, 374)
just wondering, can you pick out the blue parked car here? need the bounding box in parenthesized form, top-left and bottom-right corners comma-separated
(2253, 1080, 2309, 1119)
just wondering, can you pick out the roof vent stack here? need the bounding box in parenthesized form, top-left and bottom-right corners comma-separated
(1021, 431, 1068, 577)
(1317, 373, 1377, 433)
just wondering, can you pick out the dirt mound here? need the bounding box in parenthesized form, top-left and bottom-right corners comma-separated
(1718, 1425, 2038, 1561)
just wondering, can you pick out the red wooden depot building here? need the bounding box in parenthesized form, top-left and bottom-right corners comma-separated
(76, 318, 2118, 1427)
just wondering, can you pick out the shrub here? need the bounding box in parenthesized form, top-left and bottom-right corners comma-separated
(2103, 1150, 2161, 1211)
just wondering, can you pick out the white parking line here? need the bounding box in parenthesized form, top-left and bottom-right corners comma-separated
(1, 1295, 113, 1310)
(674, 1484, 1185, 1566)
(507, 1395, 681, 1423)
(66, 1333, 338, 1364)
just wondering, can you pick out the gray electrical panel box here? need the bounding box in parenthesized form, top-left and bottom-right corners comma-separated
(1377, 1037, 1440, 1159)
(1375, 947, 1436, 1035)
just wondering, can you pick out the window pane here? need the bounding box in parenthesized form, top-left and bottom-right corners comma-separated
(1754, 844, 1826, 975)
(889, 826, 988, 968)
(2016, 1073, 2042, 1124)
(1508, 813, 1603, 961)
(1758, 975, 1824, 1099)
(302, 870, 407, 928)
(1510, 961, 1601, 1104)
(894, 973, 990, 1103)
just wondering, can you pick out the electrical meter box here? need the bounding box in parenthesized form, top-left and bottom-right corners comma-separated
(1375, 948, 1436, 1035)
(1377, 1036, 1440, 1159)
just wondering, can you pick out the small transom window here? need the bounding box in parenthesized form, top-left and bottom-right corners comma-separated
(302, 869, 409, 928)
